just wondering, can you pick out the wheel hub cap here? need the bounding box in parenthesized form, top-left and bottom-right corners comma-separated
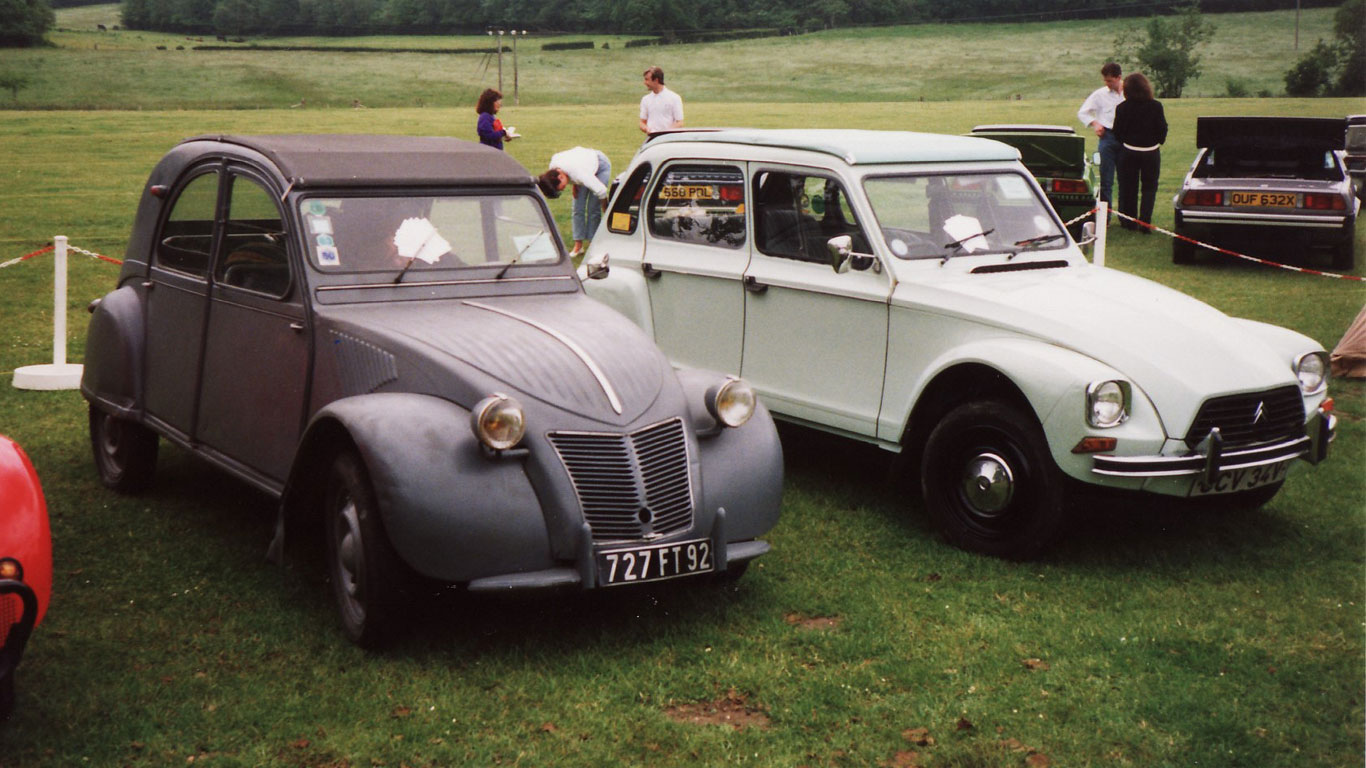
(961, 452, 1014, 516)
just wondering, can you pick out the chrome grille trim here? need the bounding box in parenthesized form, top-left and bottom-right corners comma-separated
(548, 418, 694, 543)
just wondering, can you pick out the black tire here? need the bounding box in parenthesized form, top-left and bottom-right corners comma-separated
(1172, 232, 1195, 265)
(1331, 234, 1354, 271)
(88, 404, 158, 493)
(921, 401, 1068, 559)
(324, 451, 409, 648)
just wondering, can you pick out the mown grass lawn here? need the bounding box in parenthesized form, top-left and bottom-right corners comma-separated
(0, 11, 1363, 765)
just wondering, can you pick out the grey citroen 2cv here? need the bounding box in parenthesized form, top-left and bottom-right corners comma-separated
(81, 135, 783, 646)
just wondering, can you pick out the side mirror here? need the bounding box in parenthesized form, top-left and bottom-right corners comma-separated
(826, 235, 880, 275)
(1080, 221, 1096, 241)
(583, 252, 609, 280)
(827, 235, 853, 274)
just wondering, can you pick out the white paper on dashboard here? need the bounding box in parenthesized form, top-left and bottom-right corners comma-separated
(393, 217, 451, 264)
(512, 231, 557, 263)
(943, 214, 988, 253)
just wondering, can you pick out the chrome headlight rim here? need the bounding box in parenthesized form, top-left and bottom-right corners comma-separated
(470, 393, 526, 451)
(705, 376, 756, 429)
(1085, 379, 1131, 429)
(1294, 351, 1329, 396)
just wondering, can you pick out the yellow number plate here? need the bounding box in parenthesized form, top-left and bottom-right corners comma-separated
(659, 185, 717, 200)
(1230, 191, 1297, 208)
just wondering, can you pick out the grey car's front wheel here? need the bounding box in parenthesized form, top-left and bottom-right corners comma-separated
(921, 401, 1068, 559)
(325, 451, 408, 648)
(88, 404, 158, 493)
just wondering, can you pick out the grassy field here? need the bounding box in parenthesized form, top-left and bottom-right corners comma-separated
(0, 6, 1341, 109)
(0, 9, 1363, 767)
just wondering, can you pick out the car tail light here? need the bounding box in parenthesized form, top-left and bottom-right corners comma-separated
(1051, 179, 1089, 194)
(1303, 193, 1345, 211)
(1181, 190, 1223, 206)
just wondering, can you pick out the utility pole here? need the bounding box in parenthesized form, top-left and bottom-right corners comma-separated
(510, 30, 526, 106)
(1295, 0, 1300, 50)
(487, 28, 505, 92)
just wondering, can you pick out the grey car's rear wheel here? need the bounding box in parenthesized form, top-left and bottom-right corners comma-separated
(921, 401, 1068, 559)
(325, 451, 407, 648)
(88, 404, 158, 493)
(1172, 232, 1195, 264)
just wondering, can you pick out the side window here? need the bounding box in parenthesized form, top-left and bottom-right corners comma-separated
(646, 164, 745, 249)
(607, 163, 651, 235)
(216, 175, 290, 298)
(753, 170, 870, 263)
(156, 171, 218, 278)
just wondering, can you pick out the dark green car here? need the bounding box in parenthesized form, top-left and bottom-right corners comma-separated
(968, 125, 1098, 237)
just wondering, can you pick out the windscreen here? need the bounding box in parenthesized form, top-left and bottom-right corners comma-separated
(1190, 148, 1341, 181)
(298, 193, 560, 274)
(863, 171, 1067, 260)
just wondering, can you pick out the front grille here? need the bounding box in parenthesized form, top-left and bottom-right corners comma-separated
(1183, 385, 1305, 448)
(548, 418, 694, 542)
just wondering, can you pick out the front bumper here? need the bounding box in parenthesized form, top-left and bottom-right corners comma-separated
(464, 508, 768, 593)
(1090, 405, 1336, 481)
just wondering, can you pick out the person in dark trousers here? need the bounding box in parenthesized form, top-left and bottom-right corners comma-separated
(1077, 62, 1124, 207)
(1111, 72, 1167, 233)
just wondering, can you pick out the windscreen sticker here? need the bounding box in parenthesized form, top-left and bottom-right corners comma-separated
(306, 200, 329, 216)
(610, 212, 633, 231)
(890, 238, 909, 257)
(308, 216, 334, 235)
(316, 245, 340, 266)
(315, 234, 334, 247)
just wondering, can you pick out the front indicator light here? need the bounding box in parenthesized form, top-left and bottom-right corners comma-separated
(1294, 351, 1329, 395)
(471, 394, 526, 451)
(0, 558, 22, 581)
(1086, 380, 1131, 428)
(706, 377, 756, 428)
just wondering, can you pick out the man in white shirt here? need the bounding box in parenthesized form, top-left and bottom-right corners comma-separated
(639, 66, 684, 134)
(538, 147, 612, 256)
(1077, 62, 1125, 207)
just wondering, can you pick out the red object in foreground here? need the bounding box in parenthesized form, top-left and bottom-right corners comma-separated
(0, 435, 51, 721)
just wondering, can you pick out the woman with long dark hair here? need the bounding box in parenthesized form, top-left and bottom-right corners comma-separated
(1111, 72, 1167, 233)
(475, 88, 518, 150)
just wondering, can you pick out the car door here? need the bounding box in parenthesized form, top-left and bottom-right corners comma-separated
(638, 161, 749, 375)
(194, 169, 309, 485)
(142, 166, 219, 440)
(741, 168, 892, 438)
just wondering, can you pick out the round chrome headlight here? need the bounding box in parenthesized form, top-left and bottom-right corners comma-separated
(1086, 380, 1130, 428)
(705, 377, 756, 428)
(470, 394, 526, 451)
(1294, 351, 1328, 395)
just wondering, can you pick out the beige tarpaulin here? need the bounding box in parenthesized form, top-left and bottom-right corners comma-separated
(1331, 304, 1366, 379)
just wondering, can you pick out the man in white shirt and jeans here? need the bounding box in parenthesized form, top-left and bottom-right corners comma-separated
(1077, 62, 1125, 208)
(639, 66, 684, 134)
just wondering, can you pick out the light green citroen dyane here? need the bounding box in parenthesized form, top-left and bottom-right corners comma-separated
(579, 129, 1336, 558)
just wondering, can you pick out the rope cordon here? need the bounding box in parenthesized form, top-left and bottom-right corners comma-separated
(1, 242, 122, 269)
(1111, 210, 1363, 283)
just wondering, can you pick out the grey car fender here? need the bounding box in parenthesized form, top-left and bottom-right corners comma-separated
(81, 284, 146, 418)
(288, 392, 552, 583)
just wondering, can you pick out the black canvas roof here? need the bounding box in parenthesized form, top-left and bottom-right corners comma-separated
(179, 134, 534, 188)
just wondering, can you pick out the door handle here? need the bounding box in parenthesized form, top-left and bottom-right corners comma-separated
(641, 262, 662, 279)
(289, 322, 305, 332)
(743, 275, 768, 294)
(141, 281, 154, 289)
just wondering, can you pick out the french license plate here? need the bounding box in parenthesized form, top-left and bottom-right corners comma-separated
(1188, 460, 1290, 497)
(598, 539, 713, 586)
(1230, 191, 1296, 208)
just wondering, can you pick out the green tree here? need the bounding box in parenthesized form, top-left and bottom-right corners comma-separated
(0, 0, 55, 46)
(1115, 0, 1215, 98)
(0, 70, 30, 98)
(1331, 0, 1364, 95)
(1284, 39, 1338, 95)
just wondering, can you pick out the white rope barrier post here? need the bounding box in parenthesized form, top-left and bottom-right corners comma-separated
(13, 235, 84, 391)
(1093, 201, 1108, 268)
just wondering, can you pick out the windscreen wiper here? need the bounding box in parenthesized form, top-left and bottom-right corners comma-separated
(1010, 233, 1067, 257)
(941, 228, 994, 264)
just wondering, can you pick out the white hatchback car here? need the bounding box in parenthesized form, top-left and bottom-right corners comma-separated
(580, 129, 1337, 558)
